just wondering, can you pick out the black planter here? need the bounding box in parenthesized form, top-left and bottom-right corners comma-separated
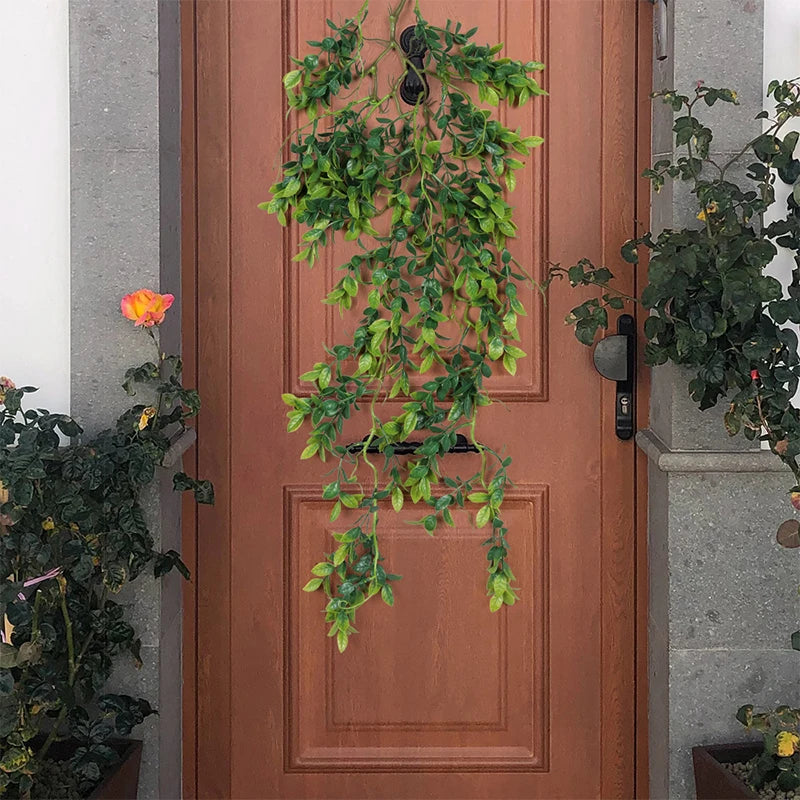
(88, 740, 142, 800)
(693, 743, 760, 800)
(40, 738, 143, 800)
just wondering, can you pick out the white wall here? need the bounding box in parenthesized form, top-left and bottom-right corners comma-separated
(0, 1, 70, 414)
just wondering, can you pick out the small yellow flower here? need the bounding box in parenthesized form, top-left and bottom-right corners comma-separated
(697, 201, 719, 222)
(730, 91, 738, 102)
(0, 482, 7, 506)
(138, 406, 157, 431)
(69, 523, 79, 532)
(41, 517, 55, 531)
(776, 731, 800, 757)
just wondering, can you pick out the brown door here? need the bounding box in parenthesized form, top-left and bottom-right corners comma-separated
(182, 1, 643, 797)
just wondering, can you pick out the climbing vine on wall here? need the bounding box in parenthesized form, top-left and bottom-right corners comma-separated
(263, 0, 544, 651)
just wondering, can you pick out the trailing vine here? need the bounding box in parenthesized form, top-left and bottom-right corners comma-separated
(263, 0, 544, 651)
(548, 79, 800, 536)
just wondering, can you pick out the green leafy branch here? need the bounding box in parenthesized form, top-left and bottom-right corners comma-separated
(548, 78, 800, 648)
(264, 1, 544, 651)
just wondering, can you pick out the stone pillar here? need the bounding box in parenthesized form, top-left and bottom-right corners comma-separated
(69, 1, 182, 795)
(643, 1, 799, 797)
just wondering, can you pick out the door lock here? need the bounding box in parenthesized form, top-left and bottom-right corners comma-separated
(592, 313, 636, 440)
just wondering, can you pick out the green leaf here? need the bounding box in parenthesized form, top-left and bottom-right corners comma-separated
(488, 337, 504, 360)
(283, 70, 302, 89)
(303, 578, 323, 592)
(502, 353, 517, 375)
(300, 442, 320, 459)
(340, 494, 361, 509)
(620, 239, 639, 264)
(476, 505, 491, 528)
(391, 487, 404, 512)
(467, 492, 489, 503)
(381, 584, 394, 606)
(402, 412, 418, 438)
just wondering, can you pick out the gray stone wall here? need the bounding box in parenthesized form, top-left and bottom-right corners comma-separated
(69, 1, 182, 796)
(645, 1, 800, 797)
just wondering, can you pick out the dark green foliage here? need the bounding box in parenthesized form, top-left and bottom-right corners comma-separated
(551, 82, 800, 727)
(550, 79, 800, 485)
(264, 0, 545, 651)
(0, 334, 211, 797)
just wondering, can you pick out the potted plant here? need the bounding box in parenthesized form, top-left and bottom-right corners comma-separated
(691, 707, 800, 799)
(0, 289, 212, 798)
(547, 79, 800, 800)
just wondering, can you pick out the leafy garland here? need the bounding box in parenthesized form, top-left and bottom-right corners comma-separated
(550, 79, 800, 533)
(264, 0, 545, 651)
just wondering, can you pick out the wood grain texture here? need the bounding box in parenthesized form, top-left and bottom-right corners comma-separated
(179, 1, 198, 796)
(598, 0, 638, 796)
(193, 1, 234, 797)
(635, 1, 654, 796)
(184, 1, 645, 796)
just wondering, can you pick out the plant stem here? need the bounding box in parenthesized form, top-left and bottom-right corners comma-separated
(60, 588, 76, 685)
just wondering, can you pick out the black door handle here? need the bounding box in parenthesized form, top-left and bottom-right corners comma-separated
(592, 313, 636, 440)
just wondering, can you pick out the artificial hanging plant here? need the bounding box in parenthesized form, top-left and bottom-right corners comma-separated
(263, 0, 545, 651)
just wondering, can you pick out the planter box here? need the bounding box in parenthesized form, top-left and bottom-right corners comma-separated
(693, 743, 760, 800)
(89, 739, 142, 800)
(42, 738, 143, 800)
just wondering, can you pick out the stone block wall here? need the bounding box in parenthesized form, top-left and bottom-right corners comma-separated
(644, 1, 800, 796)
(69, 1, 182, 796)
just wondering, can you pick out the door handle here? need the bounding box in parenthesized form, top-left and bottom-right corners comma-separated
(592, 313, 636, 440)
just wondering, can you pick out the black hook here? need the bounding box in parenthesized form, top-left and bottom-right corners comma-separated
(399, 25, 429, 105)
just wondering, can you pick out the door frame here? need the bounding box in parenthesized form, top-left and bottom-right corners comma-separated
(179, 2, 654, 796)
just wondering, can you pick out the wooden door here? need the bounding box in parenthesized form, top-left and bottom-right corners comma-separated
(182, 1, 644, 797)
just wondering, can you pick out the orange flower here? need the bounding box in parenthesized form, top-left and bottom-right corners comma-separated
(120, 289, 174, 328)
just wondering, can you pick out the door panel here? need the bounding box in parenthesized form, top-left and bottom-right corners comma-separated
(286, 1, 547, 402)
(286, 485, 547, 773)
(187, 1, 640, 797)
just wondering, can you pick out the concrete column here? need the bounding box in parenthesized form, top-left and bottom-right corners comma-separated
(69, 1, 182, 796)
(643, 1, 799, 797)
